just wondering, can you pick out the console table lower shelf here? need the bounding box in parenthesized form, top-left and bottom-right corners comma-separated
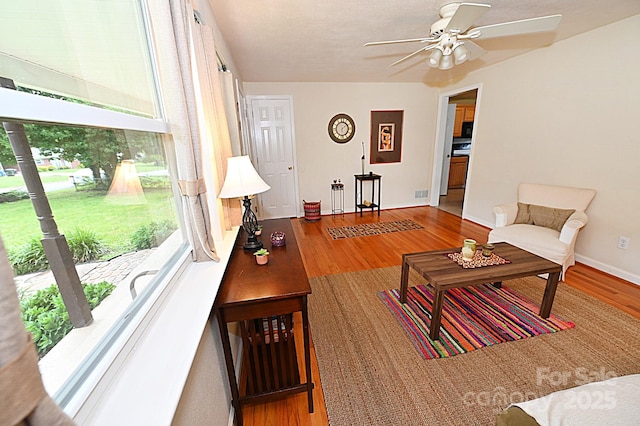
(239, 313, 305, 397)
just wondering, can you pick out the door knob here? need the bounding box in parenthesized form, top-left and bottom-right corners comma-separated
(288, 166, 293, 170)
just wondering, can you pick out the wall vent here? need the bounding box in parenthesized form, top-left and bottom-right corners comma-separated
(414, 190, 428, 199)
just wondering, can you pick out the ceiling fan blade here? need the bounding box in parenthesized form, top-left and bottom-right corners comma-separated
(473, 15, 562, 39)
(461, 40, 487, 60)
(364, 37, 437, 47)
(445, 3, 491, 33)
(389, 44, 437, 67)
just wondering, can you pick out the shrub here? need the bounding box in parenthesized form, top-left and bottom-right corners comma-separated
(20, 281, 116, 357)
(139, 175, 171, 189)
(130, 220, 177, 250)
(67, 227, 105, 263)
(0, 190, 29, 204)
(9, 228, 106, 274)
(8, 237, 48, 275)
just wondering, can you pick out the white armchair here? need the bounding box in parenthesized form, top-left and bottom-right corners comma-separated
(488, 183, 596, 278)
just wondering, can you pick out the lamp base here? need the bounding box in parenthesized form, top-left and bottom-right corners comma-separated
(243, 237, 263, 251)
(240, 195, 263, 251)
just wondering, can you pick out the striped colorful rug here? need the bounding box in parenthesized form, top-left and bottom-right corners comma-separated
(326, 219, 423, 239)
(378, 283, 574, 360)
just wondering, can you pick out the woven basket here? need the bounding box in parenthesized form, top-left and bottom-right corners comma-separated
(303, 200, 321, 221)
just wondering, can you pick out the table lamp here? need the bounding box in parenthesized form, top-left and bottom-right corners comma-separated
(218, 156, 271, 250)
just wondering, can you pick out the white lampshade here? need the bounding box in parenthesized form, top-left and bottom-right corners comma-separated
(439, 54, 453, 70)
(453, 43, 469, 65)
(428, 48, 443, 68)
(218, 156, 270, 199)
(106, 159, 146, 205)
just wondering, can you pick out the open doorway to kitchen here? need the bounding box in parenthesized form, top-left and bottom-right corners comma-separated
(429, 86, 479, 218)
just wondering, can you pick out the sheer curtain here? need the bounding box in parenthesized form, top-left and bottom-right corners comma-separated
(0, 236, 75, 426)
(148, 0, 235, 262)
(190, 11, 240, 233)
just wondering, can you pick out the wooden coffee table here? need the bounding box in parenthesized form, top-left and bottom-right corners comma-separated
(400, 242, 562, 340)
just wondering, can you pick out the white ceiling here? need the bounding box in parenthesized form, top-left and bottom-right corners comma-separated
(207, 0, 640, 84)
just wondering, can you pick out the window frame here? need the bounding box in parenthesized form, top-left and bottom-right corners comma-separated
(0, 87, 169, 134)
(0, 1, 235, 421)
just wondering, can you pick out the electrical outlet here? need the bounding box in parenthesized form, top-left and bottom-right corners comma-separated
(618, 236, 630, 250)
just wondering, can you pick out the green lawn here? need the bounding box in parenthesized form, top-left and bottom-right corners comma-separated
(0, 187, 177, 255)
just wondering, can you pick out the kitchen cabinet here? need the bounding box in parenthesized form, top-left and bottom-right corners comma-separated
(448, 156, 468, 189)
(463, 105, 475, 121)
(453, 105, 475, 137)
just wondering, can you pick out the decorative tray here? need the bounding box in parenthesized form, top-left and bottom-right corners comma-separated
(446, 251, 511, 269)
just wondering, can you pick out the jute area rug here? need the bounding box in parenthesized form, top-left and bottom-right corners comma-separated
(308, 266, 640, 425)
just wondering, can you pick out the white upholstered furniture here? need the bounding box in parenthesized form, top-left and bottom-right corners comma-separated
(498, 374, 640, 426)
(488, 183, 596, 278)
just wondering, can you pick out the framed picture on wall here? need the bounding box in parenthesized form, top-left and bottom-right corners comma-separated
(377, 123, 394, 152)
(370, 110, 403, 164)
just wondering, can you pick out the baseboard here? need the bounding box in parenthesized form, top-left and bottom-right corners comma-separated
(575, 254, 640, 286)
(461, 214, 492, 229)
(226, 337, 244, 426)
(316, 201, 430, 217)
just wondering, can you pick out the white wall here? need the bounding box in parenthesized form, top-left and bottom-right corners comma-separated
(445, 15, 640, 283)
(243, 16, 640, 283)
(171, 321, 232, 425)
(243, 82, 439, 213)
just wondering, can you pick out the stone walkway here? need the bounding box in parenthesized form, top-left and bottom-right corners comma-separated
(15, 249, 155, 294)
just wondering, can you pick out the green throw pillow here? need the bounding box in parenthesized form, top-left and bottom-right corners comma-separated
(513, 203, 575, 232)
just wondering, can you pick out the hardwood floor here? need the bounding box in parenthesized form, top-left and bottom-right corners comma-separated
(240, 206, 640, 425)
(438, 188, 464, 217)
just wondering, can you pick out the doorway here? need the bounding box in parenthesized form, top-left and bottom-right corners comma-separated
(429, 86, 479, 218)
(247, 96, 300, 219)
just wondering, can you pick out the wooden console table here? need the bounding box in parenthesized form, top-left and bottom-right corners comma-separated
(214, 218, 314, 425)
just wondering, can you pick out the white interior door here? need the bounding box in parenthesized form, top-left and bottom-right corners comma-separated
(440, 104, 456, 195)
(249, 97, 298, 219)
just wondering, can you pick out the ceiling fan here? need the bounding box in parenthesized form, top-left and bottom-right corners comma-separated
(364, 2, 561, 70)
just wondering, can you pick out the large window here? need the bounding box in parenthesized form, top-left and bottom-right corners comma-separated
(0, 0, 190, 398)
(0, 0, 161, 117)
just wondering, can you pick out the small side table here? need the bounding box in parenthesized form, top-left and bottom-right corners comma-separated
(331, 182, 344, 215)
(354, 173, 381, 217)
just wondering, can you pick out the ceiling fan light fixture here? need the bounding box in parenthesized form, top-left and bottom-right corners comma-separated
(428, 47, 443, 67)
(364, 3, 563, 73)
(439, 54, 454, 70)
(453, 43, 469, 64)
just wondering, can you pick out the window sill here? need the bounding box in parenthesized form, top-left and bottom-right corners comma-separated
(62, 227, 239, 424)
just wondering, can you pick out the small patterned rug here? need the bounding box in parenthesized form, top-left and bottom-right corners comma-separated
(378, 283, 574, 360)
(326, 219, 423, 239)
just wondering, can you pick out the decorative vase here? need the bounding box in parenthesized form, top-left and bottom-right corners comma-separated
(463, 239, 477, 252)
(482, 243, 495, 258)
(462, 239, 476, 261)
(461, 246, 474, 261)
(256, 254, 269, 265)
